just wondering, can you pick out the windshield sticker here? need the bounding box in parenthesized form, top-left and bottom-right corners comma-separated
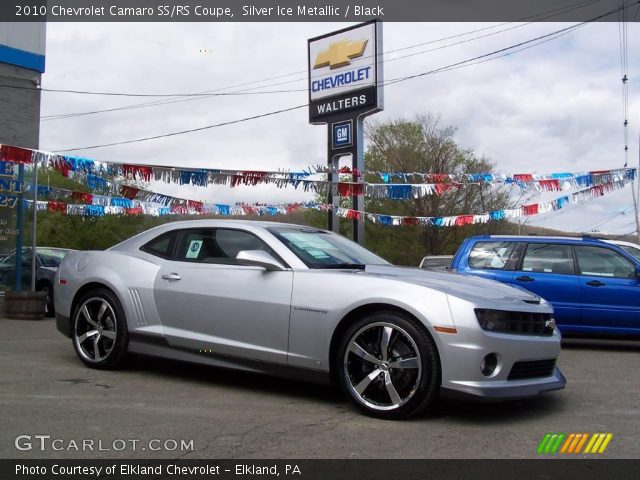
(308, 249, 330, 259)
(281, 232, 334, 250)
(186, 240, 203, 259)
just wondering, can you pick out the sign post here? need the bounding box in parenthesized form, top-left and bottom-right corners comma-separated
(308, 20, 383, 244)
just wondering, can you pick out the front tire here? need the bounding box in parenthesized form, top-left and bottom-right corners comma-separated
(71, 288, 128, 369)
(337, 312, 440, 419)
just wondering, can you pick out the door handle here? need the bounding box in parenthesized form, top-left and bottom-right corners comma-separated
(161, 273, 181, 281)
(586, 280, 605, 287)
(516, 276, 535, 282)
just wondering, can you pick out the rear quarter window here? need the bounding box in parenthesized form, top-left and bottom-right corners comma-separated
(140, 231, 177, 259)
(468, 241, 518, 270)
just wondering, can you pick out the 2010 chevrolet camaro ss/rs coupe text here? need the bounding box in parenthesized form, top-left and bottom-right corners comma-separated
(55, 220, 565, 419)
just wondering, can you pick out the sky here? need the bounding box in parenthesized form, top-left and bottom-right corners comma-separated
(38, 19, 640, 236)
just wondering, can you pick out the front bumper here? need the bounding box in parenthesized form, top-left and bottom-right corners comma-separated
(437, 295, 566, 401)
(441, 366, 566, 401)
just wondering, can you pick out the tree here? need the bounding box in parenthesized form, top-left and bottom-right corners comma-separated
(361, 114, 510, 265)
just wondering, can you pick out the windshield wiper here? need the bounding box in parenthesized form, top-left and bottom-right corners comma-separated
(316, 263, 366, 270)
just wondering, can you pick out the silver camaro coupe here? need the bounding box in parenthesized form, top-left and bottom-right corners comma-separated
(55, 220, 565, 419)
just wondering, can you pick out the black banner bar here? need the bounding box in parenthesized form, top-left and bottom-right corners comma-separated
(1, 0, 637, 22)
(2, 459, 640, 480)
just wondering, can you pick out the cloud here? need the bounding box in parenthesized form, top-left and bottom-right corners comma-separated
(39, 21, 639, 234)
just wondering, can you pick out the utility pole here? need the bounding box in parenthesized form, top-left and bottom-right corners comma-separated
(636, 128, 640, 243)
(31, 157, 38, 292)
(631, 177, 640, 242)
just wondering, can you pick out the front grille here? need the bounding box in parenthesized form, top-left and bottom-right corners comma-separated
(475, 309, 554, 336)
(508, 359, 556, 380)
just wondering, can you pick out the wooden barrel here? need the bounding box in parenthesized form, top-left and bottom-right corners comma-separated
(4, 291, 47, 320)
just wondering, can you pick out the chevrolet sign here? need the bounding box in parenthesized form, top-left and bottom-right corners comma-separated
(308, 20, 383, 123)
(314, 39, 368, 69)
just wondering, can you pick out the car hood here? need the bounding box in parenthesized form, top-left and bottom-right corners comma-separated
(361, 264, 542, 305)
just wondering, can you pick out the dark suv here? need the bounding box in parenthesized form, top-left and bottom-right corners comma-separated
(0, 247, 72, 316)
(451, 235, 640, 336)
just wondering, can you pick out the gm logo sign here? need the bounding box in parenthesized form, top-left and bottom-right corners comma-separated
(332, 121, 352, 149)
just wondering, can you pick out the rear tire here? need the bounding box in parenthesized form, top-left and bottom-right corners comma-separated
(336, 311, 440, 419)
(71, 288, 128, 369)
(38, 281, 54, 317)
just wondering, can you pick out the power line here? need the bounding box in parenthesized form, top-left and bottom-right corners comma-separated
(609, 220, 637, 232)
(37, 0, 604, 121)
(51, 23, 585, 153)
(53, 2, 632, 153)
(578, 204, 634, 231)
(0, 83, 307, 98)
(54, 104, 307, 152)
(34, 1, 600, 101)
(384, 23, 589, 86)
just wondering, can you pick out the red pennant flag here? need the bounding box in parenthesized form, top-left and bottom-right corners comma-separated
(0, 145, 33, 164)
(522, 203, 539, 216)
(514, 174, 534, 182)
(455, 215, 474, 226)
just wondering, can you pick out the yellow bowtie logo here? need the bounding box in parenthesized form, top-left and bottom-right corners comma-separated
(314, 39, 368, 69)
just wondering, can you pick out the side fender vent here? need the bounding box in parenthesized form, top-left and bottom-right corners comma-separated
(128, 288, 148, 326)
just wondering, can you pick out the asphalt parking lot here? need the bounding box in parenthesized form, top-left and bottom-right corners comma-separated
(1, 315, 639, 459)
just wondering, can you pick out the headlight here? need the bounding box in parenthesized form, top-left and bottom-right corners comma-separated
(475, 309, 554, 335)
(475, 309, 510, 331)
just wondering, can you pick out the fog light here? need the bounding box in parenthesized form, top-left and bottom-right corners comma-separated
(481, 353, 498, 377)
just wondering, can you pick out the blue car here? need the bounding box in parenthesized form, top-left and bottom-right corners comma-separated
(451, 235, 640, 336)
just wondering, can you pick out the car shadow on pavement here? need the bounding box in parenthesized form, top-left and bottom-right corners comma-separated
(421, 394, 565, 423)
(124, 354, 566, 423)
(125, 354, 345, 405)
(561, 338, 640, 351)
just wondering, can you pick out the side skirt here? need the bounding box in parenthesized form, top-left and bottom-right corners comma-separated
(128, 332, 331, 386)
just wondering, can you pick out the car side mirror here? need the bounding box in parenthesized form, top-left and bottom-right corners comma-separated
(236, 250, 286, 271)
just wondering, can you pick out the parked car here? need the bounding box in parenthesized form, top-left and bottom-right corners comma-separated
(606, 239, 640, 261)
(0, 247, 73, 316)
(55, 220, 564, 419)
(451, 235, 640, 336)
(419, 255, 453, 271)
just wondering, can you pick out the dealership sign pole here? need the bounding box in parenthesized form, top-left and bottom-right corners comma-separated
(308, 20, 383, 244)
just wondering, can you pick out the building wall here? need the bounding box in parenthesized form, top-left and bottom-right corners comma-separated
(0, 62, 42, 149)
(0, 23, 46, 265)
(0, 22, 45, 149)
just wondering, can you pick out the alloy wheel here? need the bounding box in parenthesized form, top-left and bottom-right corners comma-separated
(73, 297, 117, 363)
(343, 322, 422, 411)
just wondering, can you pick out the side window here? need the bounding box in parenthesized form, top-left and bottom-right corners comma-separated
(214, 229, 271, 259)
(521, 243, 574, 274)
(575, 246, 636, 278)
(175, 228, 273, 264)
(619, 244, 640, 261)
(140, 231, 177, 259)
(468, 241, 517, 270)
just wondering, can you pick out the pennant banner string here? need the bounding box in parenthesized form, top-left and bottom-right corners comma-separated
(1, 145, 636, 197)
(19, 173, 631, 227)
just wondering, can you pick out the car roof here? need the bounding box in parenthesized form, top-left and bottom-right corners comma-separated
(108, 219, 328, 251)
(467, 235, 608, 243)
(606, 239, 640, 248)
(148, 219, 318, 229)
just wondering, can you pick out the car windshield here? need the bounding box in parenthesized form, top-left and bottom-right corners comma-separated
(37, 249, 69, 267)
(269, 227, 389, 269)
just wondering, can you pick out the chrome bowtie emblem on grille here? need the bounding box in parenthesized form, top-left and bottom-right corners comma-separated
(545, 319, 556, 330)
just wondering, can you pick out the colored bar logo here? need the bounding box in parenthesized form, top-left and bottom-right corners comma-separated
(537, 433, 613, 454)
